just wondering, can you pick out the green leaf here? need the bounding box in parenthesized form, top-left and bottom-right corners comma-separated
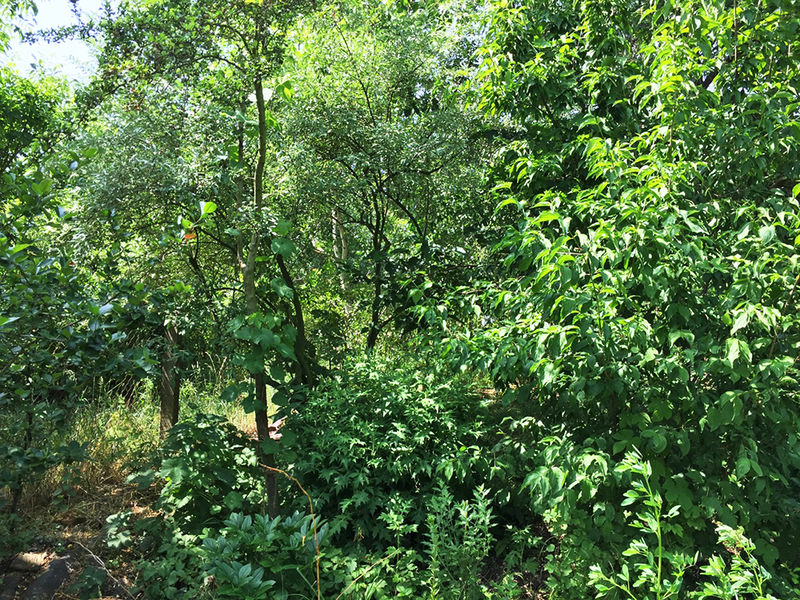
(669, 330, 695, 345)
(697, 38, 712, 58)
(277, 81, 294, 100)
(725, 338, 750, 367)
(240, 350, 265, 374)
(260, 438, 280, 454)
(533, 211, 560, 225)
(221, 384, 243, 403)
(271, 237, 296, 258)
(738, 340, 752, 364)
(271, 277, 293, 299)
(730, 311, 749, 335)
(759, 225, 775, 244)
(223, 491, 244, 510)
(257, 329, 276, 348)
(200, 201, 217, 216)
(31, 178, 52, 195)
(651, 432, 667, 453)
(735, 455, 750, 478)
(269, 365, 287, 382)
(243, 392, 264, 413)
(275, 219, 292, 236)
(0, 316, 20, 327)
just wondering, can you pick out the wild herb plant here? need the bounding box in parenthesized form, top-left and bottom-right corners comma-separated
(590, 451, 781, 600)
(424, 483, 498, 599)
(129, 414, 265, 532)
(108, 415, 325, 599)
(589, 450, 696, 600)
(692, 525, 779, 600)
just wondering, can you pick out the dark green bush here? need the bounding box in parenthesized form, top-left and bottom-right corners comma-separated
(113, 414, 326, 599)
(281, 357, 505, 548)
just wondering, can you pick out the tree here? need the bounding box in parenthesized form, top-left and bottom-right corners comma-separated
(421, 0, 800, 593)
(89, 0, 320, 515)
(281, 1, 494, 351)
(0, 49, 141, 548)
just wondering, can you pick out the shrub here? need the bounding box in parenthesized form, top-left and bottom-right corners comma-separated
(111, 414, 326, 599)
(129, 414, 265, 533)
(281, 357, 503, 547)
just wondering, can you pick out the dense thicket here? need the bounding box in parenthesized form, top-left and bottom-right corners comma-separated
(2, 0, 799, 598)
(419, 0, 800, 594)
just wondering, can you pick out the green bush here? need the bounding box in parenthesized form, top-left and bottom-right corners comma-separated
(413, 0, 800, 596)
(327, 481, 521, 600)
(281, 357, 503, 547)
(132, 414, 265, 533)
(111, 414, 327, 599)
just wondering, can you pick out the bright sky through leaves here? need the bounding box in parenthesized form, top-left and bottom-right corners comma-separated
(2, 0, 106, 83)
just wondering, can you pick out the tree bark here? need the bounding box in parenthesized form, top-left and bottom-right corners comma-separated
(158, 324, 180, 439)
(252, 77, 279, 518)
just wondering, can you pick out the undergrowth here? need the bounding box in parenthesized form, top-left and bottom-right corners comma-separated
(0, 381, 250, 559)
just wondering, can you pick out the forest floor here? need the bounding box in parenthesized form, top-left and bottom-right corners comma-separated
(2, 395, 263, 600)
(1, 461, 155, 599)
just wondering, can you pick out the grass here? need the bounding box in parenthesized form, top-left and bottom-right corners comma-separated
(63, 380, 252, 495)
(4, 380, 252, 551)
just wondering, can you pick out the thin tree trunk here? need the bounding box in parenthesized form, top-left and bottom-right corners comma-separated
(252, 77, 279, 518)
(8, 410, 34, 520)
(332, 208, 349, 292)
(159, 324, 180, 439)
(366, 204, 383, 352)
(366, 270, 382, 351)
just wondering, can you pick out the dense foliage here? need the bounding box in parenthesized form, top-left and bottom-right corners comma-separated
(421, 1, 800, 595)
(1, 0, 799, 598)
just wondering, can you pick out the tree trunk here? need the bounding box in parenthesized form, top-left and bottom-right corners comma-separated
(252, 77, 280, 518)
(366, 195, 384, 352)
(158, 324, 180, 439)
(332, 208, 349, 292)
(366, 273, 382, 351)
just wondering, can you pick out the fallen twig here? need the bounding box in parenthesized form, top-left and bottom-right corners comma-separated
(72, 541, 138, 600)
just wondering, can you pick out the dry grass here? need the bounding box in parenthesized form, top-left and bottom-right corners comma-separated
(0, 383, 286, 600)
